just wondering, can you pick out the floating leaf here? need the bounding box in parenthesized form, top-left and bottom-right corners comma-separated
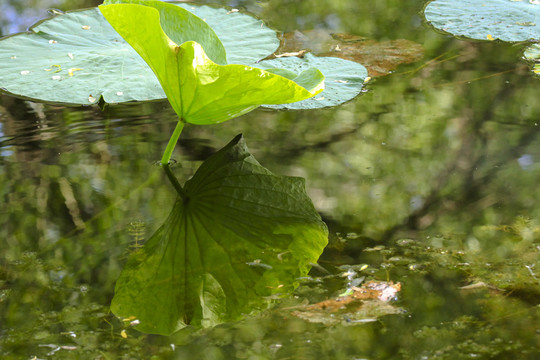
(175, 3, 279, 65)
(111, 135, 328, 335)
(0, 3, 279, 104)
(100, 3, 324, 124)
(0, 8, 153, 104)
(424, 0, 540, 42)
(256, 53, 367, 109)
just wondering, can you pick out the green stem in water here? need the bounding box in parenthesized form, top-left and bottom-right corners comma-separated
(160, 119, 185, 166)
(162, 163, 188, 200)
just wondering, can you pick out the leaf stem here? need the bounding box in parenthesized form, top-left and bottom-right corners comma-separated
(162, 163, 187, 199)
(160, 119, 185, 166)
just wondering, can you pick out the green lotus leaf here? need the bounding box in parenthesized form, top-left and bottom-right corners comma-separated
(175, 3, 280, 65)
(103, 0, 226, 65)
(424, 0, 540, 42)
(99, 4, 325, 124)
(111, 134, 329, 335)
(0, 3, 279, 105)
(256, 53, 368, 109)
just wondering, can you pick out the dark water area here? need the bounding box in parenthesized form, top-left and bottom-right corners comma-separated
(1, 0, 540, 359)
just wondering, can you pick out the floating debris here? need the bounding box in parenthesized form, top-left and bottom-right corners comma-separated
(45, 64, 62, 73)
(289, 280, 403, 325)
(49, 9, 65, 15)
(274, 50, 308, 58)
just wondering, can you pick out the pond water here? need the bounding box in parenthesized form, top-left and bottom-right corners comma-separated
(2, 0, 540, 359)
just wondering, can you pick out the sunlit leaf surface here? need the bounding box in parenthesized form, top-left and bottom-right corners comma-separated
(100, 3, 324, 124)
(175, 3, 279, 65)
(256, 53, 367, 109)
(103, 0, 226, 65)
(0, 3, 280, 104)
(111, 135, 328, 335)
(424, 0, 540, 42)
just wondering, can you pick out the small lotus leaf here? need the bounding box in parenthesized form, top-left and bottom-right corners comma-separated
(424, 0, 540, 42)
(256, 53, 368, 109)
(175, 3, 280, 65)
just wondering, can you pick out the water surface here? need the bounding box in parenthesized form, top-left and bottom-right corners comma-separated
(1, 0, 540, 359)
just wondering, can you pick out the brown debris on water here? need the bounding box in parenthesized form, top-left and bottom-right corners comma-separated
(276, 30, 424, 77)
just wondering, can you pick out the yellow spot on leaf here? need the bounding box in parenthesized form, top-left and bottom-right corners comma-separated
(68, 68, 82, 77)
(45, 64, 62, 73)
